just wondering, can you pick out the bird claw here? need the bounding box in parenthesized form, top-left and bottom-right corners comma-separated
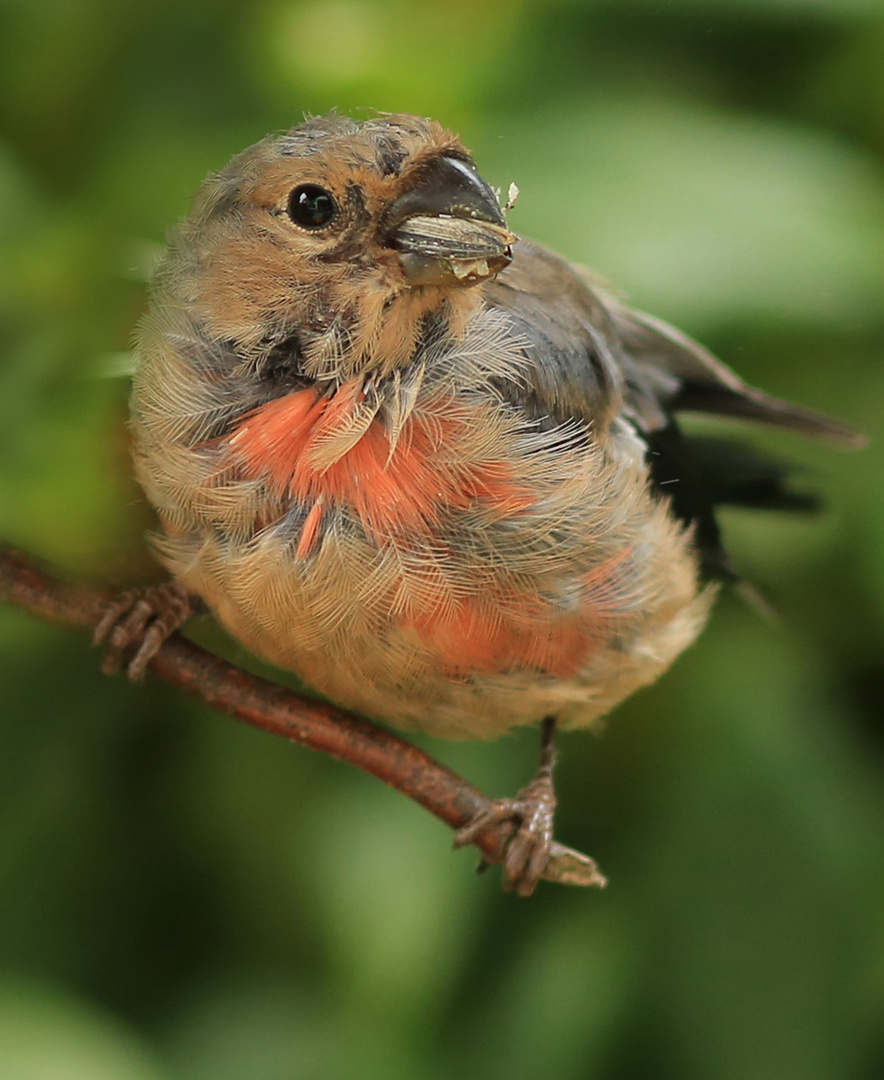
(93, 581, 196, 679)
(455, 769, 557, 898)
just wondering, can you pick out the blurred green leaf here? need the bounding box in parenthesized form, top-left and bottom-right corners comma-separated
(0, 978, 168, 1080)
(478, 93, 884, 329)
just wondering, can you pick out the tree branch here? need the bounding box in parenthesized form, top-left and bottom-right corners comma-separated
(0, 544, 606, 891)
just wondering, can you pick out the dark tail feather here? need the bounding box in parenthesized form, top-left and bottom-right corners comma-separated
(612, 304, 866, 447)
(645, 425, 820, 584)
(678, 435, 821, 513)
(672, 385, 866, 448)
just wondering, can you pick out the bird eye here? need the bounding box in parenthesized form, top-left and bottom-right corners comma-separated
(287, 184, 337, 229)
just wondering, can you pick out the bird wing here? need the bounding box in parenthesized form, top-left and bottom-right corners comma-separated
(489, 239, 863, 446)
(487, 239, 862, 583)
(608, 298, 864, 446)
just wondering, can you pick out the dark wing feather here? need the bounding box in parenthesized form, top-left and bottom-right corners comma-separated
(489, 240, 862, 585)
(604, 297, 863, 581)
(486, 241, 625, 431)
(644, 423, 820, 580)
(610, 304, 865, 446)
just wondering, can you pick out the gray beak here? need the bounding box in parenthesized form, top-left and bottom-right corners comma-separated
(383, 155, 516, 287)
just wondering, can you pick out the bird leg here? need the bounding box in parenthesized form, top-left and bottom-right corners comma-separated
(455, 716, 559, 897)
(93, 580, 198, 679)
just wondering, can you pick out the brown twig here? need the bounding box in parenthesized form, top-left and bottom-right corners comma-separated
(0, 543, 606, 890)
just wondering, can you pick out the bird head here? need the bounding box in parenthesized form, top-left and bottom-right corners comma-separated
(164, 113, 517, 378)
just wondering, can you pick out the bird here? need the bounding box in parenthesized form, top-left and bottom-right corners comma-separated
(95, 111, 861, 896)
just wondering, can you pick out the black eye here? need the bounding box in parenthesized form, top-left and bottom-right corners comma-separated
(287, 184, 337, 229)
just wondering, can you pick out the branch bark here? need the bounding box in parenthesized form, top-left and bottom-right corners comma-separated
(0, 544, 606, 891)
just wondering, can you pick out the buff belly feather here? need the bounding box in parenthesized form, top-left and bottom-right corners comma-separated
(140, 377, 710, 739)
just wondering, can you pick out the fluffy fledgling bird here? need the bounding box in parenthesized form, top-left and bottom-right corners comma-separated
(98, 112, 859, 895)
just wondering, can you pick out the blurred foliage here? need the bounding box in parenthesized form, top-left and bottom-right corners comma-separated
(1, 0, 883, 1077)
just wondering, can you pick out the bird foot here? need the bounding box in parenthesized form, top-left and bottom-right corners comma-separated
(93, 581, 196, 679)
(455, 767, 557, 898)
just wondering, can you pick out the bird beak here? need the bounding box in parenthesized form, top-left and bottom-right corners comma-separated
(383, 155, 517, 287)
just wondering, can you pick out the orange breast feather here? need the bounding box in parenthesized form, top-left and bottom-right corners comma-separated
(227, 382, 621, 678)
(228, 381, 534, 541)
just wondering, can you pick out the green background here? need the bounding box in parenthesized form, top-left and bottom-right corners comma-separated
(1, 1, 883, 1077)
